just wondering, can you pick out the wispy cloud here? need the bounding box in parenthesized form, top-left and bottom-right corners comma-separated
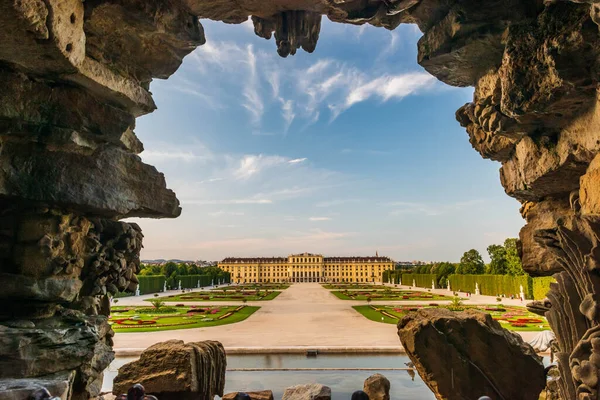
(315, 199, 362, 208)
(242, 45, 264, 125)
(309, 217, 332, 221)
(185, 39, 440, 132)
(198, 177, 224, 184)
(208, 210, 245, 217)
(185, 199, 273, 205)
(384, 199, 485, 216)
(328, 72, 436, 120)
(288, 158, 307, 164)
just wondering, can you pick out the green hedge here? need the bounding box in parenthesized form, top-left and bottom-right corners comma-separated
(138, 275, 166, 295)
(448, 275, 530, 298)
(533, 277, 555, 300)
(401, 274, 438, 289)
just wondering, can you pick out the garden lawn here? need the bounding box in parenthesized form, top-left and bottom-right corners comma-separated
(353, 305, 550, 332)
(152, 290, 281, 302)
(331, 290, 451, 301)
(110, 305, 259, 332)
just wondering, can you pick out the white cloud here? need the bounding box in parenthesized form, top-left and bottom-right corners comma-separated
(242, 45, 264, 125)
(288, 158, 307, 164)
(385, 199, 485, 216)
(208, 210, 245, 217)
(185, 199, 273, 205)
(309, 217, 332, 221)
(329, 72, 436, 120)
(315, 199, 361, 208)
(234, 154, 288, 180)
(141, 150, 202, 162)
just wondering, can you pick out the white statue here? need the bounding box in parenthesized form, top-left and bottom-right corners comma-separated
(197, 280, 200, 289)
(163, 281, 167, 292)
(475, 282, 480, 296)
(135, 286, 140, 296)
(432, 280, 435, 290)
(178, 280, 182, 290)
(412, 279, 416, 288)
(211, 279, 214, 287)
(520, 284, 525, 301)
(447, 281, 451, 292)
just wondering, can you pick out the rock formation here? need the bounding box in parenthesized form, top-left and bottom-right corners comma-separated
(2, 1, 600, 400)
(113, 340, 226, 400)
(362, 374, 390, 400)
(398, 309, 546, 400)
(282, 384, 331, 400)
(223, 391, 274, 400)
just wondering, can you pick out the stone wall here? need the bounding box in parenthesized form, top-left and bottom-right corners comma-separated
(2, 1, 600, 400)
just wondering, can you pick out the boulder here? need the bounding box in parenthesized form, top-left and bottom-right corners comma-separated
(113, 340, 226, 400)
(398, 308, 545, 400)
(0, 372, 75, 400)
(363, 374, 390, 400)
(222, 391, 274, 400)
(282, 384, 331, 400)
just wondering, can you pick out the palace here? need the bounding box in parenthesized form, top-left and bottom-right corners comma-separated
(218, 252, 395, 283)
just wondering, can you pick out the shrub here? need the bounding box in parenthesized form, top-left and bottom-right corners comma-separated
(113, 299, 119, 304)
(154, 293, 159, 297)
(149, 299, 165, 310)
(496, 297, 502, 302)
(448, 296, 464, 311)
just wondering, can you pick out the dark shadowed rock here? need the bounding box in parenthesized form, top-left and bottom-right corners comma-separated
(398, 308, 545, 400)
(282, 384, 331, 400)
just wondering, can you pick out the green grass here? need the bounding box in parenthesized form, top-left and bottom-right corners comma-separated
(353, 305, 550, 332)
(330, 290, 451, 301)
(110, 305, 259, 332)
(151, 290, 281, 302)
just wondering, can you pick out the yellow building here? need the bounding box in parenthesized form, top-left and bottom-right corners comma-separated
(218, 252, 395, 284)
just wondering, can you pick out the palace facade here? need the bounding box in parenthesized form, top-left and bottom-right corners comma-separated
(218, 252, 395, 283)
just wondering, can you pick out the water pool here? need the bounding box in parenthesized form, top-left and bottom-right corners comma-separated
(104, 354, 435, 399)
(103, 353, 552, 400)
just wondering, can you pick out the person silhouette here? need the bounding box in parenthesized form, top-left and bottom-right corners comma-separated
(351, 391, 370, 400)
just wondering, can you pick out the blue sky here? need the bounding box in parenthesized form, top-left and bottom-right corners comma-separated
(130, 19, 524, 262)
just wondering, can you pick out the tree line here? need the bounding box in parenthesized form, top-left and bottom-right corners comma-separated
(139, 262, 230, 290)
(411, 238, 525, 286)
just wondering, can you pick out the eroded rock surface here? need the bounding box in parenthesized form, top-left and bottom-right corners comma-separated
(282, 384, 331, 400)
(398, 308, 546, 400)
(223, 391, 274, 400)
(363, 374, 390, 400)
(113, 340, 226, 400)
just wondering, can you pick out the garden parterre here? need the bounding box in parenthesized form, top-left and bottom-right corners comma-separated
(110, 305, 259, 332)
(353, 304, 550, 331)
(152, 289, 281, 302)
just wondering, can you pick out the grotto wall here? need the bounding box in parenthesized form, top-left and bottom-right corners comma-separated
(2, 0, 600, 400)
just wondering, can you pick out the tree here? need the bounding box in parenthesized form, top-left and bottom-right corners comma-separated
(456, 249, 485, 274)
(435, 262, 456, 286)
(504, 238, 525, 276)
(161, 262, 178, 278)
(487, 244, 508, 275)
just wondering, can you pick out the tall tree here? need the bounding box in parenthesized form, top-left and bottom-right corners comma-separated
(487, 244, 508, 275)
(504, 238, 525, 276)
(457, 249, 485, 274)
(435, 262, 456, 286)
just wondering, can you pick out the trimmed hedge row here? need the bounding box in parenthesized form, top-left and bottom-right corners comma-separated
(448, 274, 529, 298)
(138, 275, 166, 294)
(401, 274, 438, 289)
(533, 276, 555, 300)
(389, 273, 555, 300)
(178, 275, 211, 289)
